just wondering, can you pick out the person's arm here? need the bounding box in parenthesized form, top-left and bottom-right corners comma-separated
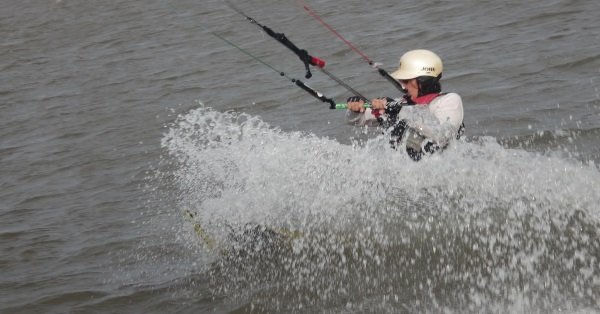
(430, 93, 464, 131)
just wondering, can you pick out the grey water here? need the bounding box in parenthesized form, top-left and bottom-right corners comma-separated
(1, 0, 600, 313)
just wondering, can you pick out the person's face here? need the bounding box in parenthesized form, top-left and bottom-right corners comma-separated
(399, 78, 419, 99)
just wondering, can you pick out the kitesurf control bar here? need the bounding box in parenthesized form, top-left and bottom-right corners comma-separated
(334, 103, 371, 110)
(224, 0, 369, 102)
(297, 0, 406, 93)
(212, 32, 343, 109)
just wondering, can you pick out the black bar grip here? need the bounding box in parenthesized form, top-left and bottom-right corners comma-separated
(294, 80, 336, 109)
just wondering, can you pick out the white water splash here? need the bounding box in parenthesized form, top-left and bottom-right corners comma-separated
(160, 105, 600, 313)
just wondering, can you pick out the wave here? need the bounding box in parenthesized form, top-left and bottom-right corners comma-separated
(159, 105, 600, 313)
(498, 127, 600, 164)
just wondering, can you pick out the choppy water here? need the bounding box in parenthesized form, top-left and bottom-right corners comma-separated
(1, 0, 600, 313)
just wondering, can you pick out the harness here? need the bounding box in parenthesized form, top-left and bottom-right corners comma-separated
(381, 93, 465, 161)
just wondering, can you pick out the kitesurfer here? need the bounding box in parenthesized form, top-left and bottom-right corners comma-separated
(346, 49, 464, 160)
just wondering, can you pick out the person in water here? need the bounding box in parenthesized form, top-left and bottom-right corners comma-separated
(346, 49, 464, 160)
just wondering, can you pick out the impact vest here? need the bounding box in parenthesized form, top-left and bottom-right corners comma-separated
(383, 93, 465, 161)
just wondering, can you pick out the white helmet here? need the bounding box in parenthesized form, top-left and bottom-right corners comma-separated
(390, 49, 443, 80)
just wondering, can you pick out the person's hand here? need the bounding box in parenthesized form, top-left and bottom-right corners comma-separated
(370, 97, 389, 110)
(346, 96, 366, 112)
